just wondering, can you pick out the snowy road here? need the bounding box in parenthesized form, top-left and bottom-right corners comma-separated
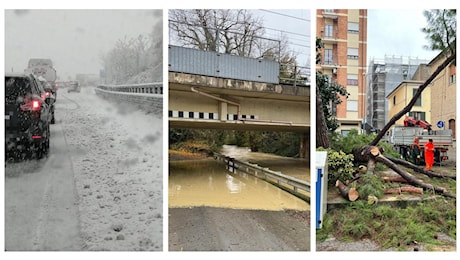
(5, 86, 163, 251)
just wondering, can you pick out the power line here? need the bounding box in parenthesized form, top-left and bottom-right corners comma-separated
(258, 9, 310, 22)
(264, 27, 310, 38)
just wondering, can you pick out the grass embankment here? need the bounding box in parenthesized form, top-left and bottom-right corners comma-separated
(169, 141, 213, 161)
(317, 164, 457, 251)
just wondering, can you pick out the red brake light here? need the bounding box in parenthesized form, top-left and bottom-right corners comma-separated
(41, 91, 51, 100)
(32, 100, 40, 110)
(20, 99, 41, 111)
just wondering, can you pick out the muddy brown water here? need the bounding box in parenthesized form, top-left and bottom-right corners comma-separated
(169, 145, 310, 211)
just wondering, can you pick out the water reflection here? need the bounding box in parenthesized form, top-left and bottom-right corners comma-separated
(220, 145, 310, 182)
(169, 159, 309, 211)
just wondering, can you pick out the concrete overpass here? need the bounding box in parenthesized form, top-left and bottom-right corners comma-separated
(169, 72, 310, 132)
(168, 45, 310, 133)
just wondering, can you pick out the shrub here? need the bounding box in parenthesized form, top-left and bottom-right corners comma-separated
(317, 147, 355, 186)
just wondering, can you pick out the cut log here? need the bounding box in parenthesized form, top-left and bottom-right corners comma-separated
(336, 180, 359, 201)
(374, 154, 456, 199)
(370, 146, 380, 156)
(384, 186, 423, 195)
(382, 176, 408, 183)
(352, 145, 385, 163)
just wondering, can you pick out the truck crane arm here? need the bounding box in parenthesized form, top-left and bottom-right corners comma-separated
(404, 116, 432, 131)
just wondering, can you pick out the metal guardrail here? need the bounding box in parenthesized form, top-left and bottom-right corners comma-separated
(214, 153, 310, 198)
(97, 82, 163, 94)
(95, 83, 163, 116)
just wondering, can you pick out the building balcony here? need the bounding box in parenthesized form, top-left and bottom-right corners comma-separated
(322, 9, 338, 19)
(320, 58, 338, 69)
(320, 31, 339, 43)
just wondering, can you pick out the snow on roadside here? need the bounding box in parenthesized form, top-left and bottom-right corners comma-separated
(58, 86, 163, 251)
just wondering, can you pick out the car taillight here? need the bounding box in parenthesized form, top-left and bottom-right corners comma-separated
(20, 99, 41, 111)
(41, 91, 50, 100)
(32, 100, 41, 110)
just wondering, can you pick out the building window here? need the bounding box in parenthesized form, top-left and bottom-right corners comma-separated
(348, 22, 359, 34)
(412, 88, 422, 106)
(347, 48, 358, 60)
(324, 9, 334, 13)
(341, 129, 350, 136)
(325, 24, 333, 38)
(409, 111, 426, 121)
(449, 65, 456, 84)
(393, 96, 396, 105)
(326, 75, 332, 84)
(347, 74, 358, 86)
(347, 100, 358, 112)
(450, 74, 456, 84)
(324, 49, 333, 64)
(449, 119, 455, 139)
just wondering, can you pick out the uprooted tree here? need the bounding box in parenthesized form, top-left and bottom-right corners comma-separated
(317, 9, 457, 200)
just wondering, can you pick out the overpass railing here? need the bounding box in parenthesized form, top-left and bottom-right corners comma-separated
(214, 153, 310, 202)
(95, 83, 163, 116)
(169, 45, 310, 87)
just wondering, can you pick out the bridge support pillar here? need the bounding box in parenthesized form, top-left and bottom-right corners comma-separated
(219, 101, 228, 121)
(299, 131, 310, 159)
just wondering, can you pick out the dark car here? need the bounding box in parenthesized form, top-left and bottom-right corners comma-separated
(37, 76, 56, 124)
(67, 81, 80, 93)
(5, 73, 53, 159)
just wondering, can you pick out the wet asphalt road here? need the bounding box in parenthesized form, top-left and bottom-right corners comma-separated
(169, 206, 310, 251)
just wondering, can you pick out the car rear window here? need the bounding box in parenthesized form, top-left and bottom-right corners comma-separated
(5, 77, 32, 104)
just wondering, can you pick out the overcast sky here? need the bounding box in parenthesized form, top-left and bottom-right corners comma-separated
(367, 9, 440, 63)
(4, 9, 162, 81)
(1, 8, 448, 81)
(252, 9, 439, 71)
(253, 9, 311, 67)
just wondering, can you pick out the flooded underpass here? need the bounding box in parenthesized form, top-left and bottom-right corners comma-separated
(169, 159, 309, 210)
(168, 145, 310, 251)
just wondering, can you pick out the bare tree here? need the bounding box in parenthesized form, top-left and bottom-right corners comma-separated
(102, 29, 163, 84)
(169, 9, 267, 57)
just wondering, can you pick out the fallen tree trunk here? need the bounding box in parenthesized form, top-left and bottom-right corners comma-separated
(384, 186, 423, 195)
(374, 152, 456, 199)
(352, 146, 383, 163)
(336, 180, 359, 201)
(352, 146, 381, 174)
(382, 176, 408, 183)
(352, 145, 455, 199)
(388, 157, 456, 180)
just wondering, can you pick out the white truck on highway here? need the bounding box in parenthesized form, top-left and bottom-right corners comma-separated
(24, 58, 57, 91)
(389, 116, 453, 163)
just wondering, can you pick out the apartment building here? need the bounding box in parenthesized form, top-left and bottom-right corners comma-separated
(386, 80, 431, 126)
(429, 51, 456, 139)
(316, 9, 367, 135)
(365, 56, 430, 133)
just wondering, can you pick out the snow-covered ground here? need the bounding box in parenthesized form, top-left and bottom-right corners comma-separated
(56, 86, 163, 250)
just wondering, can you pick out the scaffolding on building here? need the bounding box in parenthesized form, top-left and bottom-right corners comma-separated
(365, 55, 430, 134)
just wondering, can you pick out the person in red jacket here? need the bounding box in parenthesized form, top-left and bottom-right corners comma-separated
(424, 138, 435, 171)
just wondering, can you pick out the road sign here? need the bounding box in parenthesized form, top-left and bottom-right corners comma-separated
(437, 121, 444, 128)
